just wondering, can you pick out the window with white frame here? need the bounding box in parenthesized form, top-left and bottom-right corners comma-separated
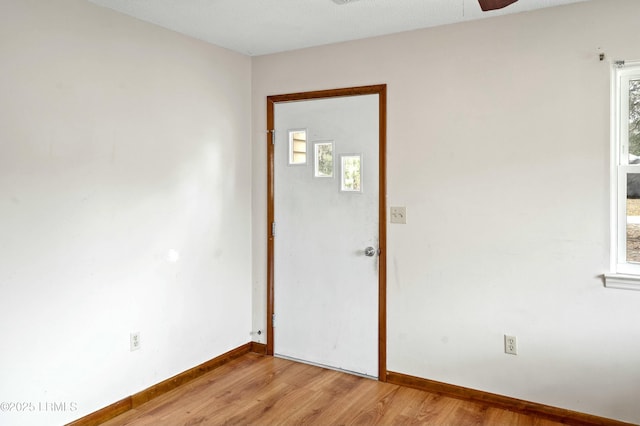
(606, 61, 640, 290)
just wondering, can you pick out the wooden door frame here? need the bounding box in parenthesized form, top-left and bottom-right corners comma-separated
(266, 84, 387, 381)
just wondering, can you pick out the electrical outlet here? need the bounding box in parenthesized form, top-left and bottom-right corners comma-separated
(130, 332, 141, 351)
(390, 206, 407, 224)
(504, 335, 517, 355)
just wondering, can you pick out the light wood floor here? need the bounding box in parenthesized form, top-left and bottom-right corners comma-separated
(101, 353, 566, 425)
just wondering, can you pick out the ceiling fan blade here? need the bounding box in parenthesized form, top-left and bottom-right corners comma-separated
(478, 0, 518, 11)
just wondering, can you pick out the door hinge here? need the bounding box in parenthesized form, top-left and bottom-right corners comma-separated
(271, 222, 276, 237)
(268, 129, 275, 145)
(272, 313, 276, 327)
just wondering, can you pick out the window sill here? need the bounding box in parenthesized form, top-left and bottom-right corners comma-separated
(604, 273, 640, 291)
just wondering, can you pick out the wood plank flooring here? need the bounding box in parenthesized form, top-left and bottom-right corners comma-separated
(101, 353, 566, 425)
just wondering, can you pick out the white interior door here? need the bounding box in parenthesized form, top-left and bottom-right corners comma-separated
(274, 94, 379, 377)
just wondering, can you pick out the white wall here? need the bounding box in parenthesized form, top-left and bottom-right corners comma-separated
(0, 1, 252, 425)
(252, 0, 640, 422)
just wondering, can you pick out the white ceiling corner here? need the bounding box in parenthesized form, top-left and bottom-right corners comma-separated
(87, 0, 592, 56)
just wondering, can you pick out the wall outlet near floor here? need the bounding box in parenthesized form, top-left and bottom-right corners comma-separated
(130, 332, 141, 351)
(504, 335, 517, 355)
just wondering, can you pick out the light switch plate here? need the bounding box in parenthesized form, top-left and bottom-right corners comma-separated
(390, 206, 407, 224)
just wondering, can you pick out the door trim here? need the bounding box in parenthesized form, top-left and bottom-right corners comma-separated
(266, 84, 387, 381)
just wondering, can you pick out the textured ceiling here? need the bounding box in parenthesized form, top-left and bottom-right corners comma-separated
(88, 0, 590, 56)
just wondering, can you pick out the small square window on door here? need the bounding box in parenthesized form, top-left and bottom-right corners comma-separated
(314, 141, 333, 178)
(341, 154, 362, 192)
(288, 129, 307, 165)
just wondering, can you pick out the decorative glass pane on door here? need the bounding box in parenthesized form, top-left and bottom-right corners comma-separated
(289, 130, 307, 165)
(341, 154, 362, 192)
(314, 142, 333, 178)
